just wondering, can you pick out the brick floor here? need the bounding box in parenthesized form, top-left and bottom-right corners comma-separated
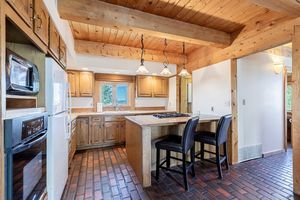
(62, 146, 299, 200)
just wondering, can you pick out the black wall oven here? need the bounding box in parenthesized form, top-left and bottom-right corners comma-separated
(5, 113, 48, 200)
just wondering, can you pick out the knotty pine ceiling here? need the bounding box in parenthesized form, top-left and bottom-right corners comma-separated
(68, 0, 290, 54)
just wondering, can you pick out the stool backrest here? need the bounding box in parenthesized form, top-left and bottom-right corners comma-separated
(216, 114, 232, 145)
(182, 116, 199, 153)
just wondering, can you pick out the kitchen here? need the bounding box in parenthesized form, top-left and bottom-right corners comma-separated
(0, 0, 300, 200)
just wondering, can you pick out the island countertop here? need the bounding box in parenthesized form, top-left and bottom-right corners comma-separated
(125, 114, 220, 127)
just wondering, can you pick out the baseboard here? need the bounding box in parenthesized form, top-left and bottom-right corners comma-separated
(262, 149, 285, 158)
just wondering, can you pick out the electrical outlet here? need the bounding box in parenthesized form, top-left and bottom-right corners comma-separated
(211, 106, 214, 112)
(242, 99, 246, 105)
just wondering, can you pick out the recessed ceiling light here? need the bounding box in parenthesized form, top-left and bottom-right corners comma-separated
(81, 67, 88, 70)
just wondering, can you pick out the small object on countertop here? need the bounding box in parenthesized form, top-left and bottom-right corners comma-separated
(97, 103, 103, 112)
(153, 112, 190, 119)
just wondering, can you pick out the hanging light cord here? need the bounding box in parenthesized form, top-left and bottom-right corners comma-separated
(163, 39, 169, 67)
(182, 42, 186, 69)
(140, 34, 144, 66)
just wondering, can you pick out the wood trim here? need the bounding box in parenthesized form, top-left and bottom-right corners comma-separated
(292, 25, 300, 195)
(134, 106, 166, 111)
(249, 0, 300, 17)
(283, 67, 288, 152)
(71, 107, 94, 113)
(95, 73, 135, 83)
(230, 59, 238, 165)
(75, 40, 186, 65)
(58, 0, 231, 47)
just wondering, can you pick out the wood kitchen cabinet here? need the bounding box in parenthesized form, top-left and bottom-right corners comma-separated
(104, 122, 120, 143)
(119, 121, 126, 143)
(59, 38, 67, 67)
(90, 117, 103, 145)
(67, 70, 94, 97)
(137, 76, 153, 97)
(33, 0, 49, 45)
(79, 71, 94, 97)
(49, 19, 60, 59)
(76, 117, 89, 148)
(136, 75, 169, 98)
(69, 119, 77, 165)
(153, 77, 169, 97)
(7, 0, 33, 28)
(67, 71, 79, 97)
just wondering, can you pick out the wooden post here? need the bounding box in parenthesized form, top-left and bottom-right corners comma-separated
(292, 25, 300, 195)
(230, 58, 238, 164)
(283, 67, 288, 151)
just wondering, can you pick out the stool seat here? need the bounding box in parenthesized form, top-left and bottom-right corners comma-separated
(194, 131, 216, 145)
(155, 135, 183, 153)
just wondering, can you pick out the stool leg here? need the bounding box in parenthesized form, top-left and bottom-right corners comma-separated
(216, 145, 222, 179)
(190, 146, 195, 177)
(201, 142, 204, 160)
(224, 142, 229, 170)
(166, 150, 170, 168)
(182, 153, 189, 191)
(156, 148, 160, 180)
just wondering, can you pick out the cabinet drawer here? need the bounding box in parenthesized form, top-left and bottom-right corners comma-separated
(104, 116, 124, 122)
(91, 116, 102, 122)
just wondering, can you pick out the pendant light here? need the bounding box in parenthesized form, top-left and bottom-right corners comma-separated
(160, 39, 172, 76)
(178, 42, 190, 77)
(136, 34, 149, 74)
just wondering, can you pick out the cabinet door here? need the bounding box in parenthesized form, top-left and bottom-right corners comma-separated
(90, 117, 103, 145)
(49, 20, 60, 59)
(137, 76, 153, 97)
(79, 72, 94, 97)
(67, 71, 79, 97)
(69, 124, 77, 165)
(153, 77, 169, 97)
(33, 0, 49, 45)
(59, 38, 67, 67)
(104, 122, 119, 143)
(119, 121, 126, 143)
(7, 0, 33, 27)
(76, 117, 89, 147)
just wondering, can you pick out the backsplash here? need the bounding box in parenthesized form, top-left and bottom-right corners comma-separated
(71, 97, 93, 108)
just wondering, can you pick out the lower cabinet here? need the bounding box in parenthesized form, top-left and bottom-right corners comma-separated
(68, 119, 77, 166)
(76, 117, 90, 148)
(76, 115, 126, 150)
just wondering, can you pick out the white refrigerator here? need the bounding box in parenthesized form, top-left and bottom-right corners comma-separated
(45, 58, 71, 200)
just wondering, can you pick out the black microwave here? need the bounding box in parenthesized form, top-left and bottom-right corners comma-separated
(6, 49, 40, 96)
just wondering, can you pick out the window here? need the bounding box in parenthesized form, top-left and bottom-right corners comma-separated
(286, 84, 292, 111)
(100, 82, 129, 107)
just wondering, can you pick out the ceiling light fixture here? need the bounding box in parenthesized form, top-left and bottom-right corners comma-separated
(178, 42, 190, 77)
(160, 39, 172, 76)
(136, 34, 149, 74)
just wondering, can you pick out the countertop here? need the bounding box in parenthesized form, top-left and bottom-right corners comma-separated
(125, 114, 220, 127)
(70, 110, 176, 121)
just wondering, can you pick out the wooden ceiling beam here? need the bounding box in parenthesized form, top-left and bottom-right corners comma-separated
(58, 0, 231, 47)
(249, 0, 300, 17)
(187, 17, 300, 71)
(75, 40, 186, 65)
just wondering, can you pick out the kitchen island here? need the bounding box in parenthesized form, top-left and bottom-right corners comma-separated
(125, 114, 220, 187)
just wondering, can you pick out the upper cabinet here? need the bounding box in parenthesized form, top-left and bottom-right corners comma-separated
(137, 76, 169, 98)
(7, 0, 33, 28)
(137, 76, 153, 97)
(33, 0, 49, 45)
(6, 0, 67, 68)
(153, 77, 169, 97)
(79, 71, 94, 97)
(49, 20, 60, 59)
(59, 38, 67, 67)
(67, 70, 94, 97)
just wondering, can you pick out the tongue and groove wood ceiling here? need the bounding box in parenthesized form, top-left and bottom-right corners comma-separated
(62, 0, 292, 58)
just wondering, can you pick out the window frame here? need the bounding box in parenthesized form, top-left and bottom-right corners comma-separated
(100, 81, 130, 108)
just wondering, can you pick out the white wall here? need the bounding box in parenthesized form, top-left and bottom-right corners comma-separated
(192, 60, 231, 116)
(237, 52, 287, 159)
(167, 77, 177, 111)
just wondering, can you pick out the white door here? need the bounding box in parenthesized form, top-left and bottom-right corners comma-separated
(46, 58, 68, 115)
(47, 111, 69, 200)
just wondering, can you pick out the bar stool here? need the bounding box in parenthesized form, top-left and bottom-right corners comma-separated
(194, 114, 232, 179)
(155, 117, 199, 191)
